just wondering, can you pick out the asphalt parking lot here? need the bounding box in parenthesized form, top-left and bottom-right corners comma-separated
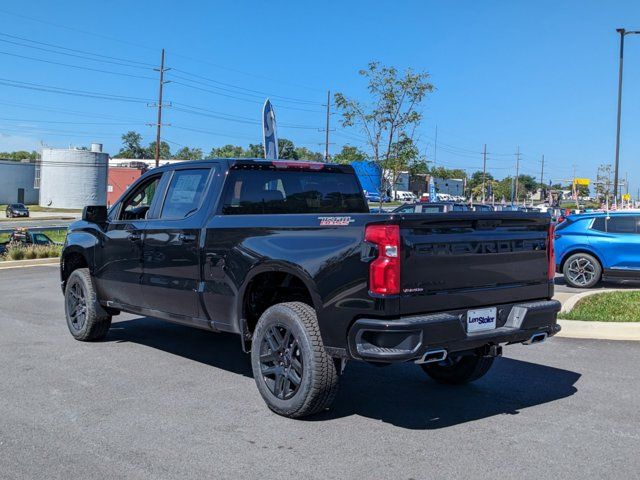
(1, 265, 639, 479)
(554, 274, 640, 294)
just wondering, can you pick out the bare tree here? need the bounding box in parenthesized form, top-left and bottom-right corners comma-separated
(334, 62, 433, 202)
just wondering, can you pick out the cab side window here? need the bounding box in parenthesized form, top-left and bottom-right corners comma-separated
(160, 168, 210, 219)
(119, 175, 161, 221)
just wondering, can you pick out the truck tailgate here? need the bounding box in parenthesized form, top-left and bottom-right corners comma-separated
(399, 213, 552, 316)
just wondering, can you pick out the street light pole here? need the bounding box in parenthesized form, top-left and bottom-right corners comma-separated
(613, 28, 640, 201)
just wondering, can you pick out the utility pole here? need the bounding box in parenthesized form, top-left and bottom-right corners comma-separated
(613, 28, 640, 201)
(539, 154, 545, 202)
(154, 48, 168, 168)
(513, 146, 520, 204)
(324, 90, 330, 162)
(573, 164, 578, 209)
(481, 143, 487, 204)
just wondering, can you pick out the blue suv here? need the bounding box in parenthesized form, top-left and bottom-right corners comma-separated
(555, 212, 640, 288)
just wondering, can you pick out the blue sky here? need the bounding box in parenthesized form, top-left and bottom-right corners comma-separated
(1, 1, 639, 193)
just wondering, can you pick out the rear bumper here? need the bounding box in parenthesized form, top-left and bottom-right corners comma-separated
(347, 299, 561, 362)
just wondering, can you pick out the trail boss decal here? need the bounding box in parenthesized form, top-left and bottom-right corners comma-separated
(318, 216, 354, 226)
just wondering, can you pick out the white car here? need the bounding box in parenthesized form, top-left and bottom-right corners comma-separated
(393, 191, 416, 202)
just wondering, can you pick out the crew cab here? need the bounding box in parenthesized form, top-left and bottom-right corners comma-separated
(61, 159, 560, 418)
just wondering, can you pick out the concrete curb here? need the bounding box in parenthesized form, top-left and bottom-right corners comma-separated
(560, 289, 623, 313)
(557, 319, 640, 341)
(0, 258, 60, 269)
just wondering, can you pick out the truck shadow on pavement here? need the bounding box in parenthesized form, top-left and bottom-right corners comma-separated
(320, 359, 581, 429)
(107, 317, 581, 430)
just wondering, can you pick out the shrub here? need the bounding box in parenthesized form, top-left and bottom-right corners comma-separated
(4, 243, 62, 261)
(7, 245, 26, 260)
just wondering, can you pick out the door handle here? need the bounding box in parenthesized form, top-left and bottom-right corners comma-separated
(178, 233, 197, 243)
(127, 232, 142, 242)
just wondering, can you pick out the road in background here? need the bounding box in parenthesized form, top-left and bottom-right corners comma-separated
(0, 218, 74, 231)
(554, 274, 640, 294)
(1, 266, 638, 479)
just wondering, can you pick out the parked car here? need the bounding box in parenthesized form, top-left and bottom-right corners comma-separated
(393, 202, 470, 213)
(8, 229, 60, 246)
(5, 203, 29, 218)
(470, 203, 494, 212)
(0, 228, 60, 255)
(555, 212, 640, 288)
(394, 191, 417, 202)
(61, 159, 560, 418)
(364, 191, 390, 203)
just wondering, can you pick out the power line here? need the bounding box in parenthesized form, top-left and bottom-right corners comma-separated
(0, 99, 147, 122)
(170, 79, 324, 112)
(0, 77, 153, 103)
(0, 8, 325, 94)
(0, 50, 156, 80)
(168, 69, 322, 105)
(0, 33, 154, 68)
(0, 117, 144, 126)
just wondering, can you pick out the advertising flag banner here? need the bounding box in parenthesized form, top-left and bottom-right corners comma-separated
(262, 99, 278, 160)
(428, 176, 436, 202)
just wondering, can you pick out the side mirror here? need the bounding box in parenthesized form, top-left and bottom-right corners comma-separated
(82, 205, 108, 224)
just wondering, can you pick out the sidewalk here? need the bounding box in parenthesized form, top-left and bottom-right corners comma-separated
(553, 288, 640, 341)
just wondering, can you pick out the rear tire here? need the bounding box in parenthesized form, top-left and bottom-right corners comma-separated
(563, 252, 601, 288)
(250, 302, 339, 418)
(64, 268, 111, 341)
(421, 354, 495, 385)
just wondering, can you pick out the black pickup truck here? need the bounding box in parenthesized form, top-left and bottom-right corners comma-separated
(61, 159, 560, 418)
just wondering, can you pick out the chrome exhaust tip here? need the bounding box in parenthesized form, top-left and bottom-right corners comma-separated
(415, 349, 448, 364)
(523, 332, 547, 345)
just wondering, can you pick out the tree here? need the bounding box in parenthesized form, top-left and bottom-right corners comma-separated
(334, 62, 433, 196)
(246, 143, 264, 158)
(174, 147, 203, 160)
(430, 166, 466, 180)
(118, 131, 147, 159)
(0, 150, 38, 161)
(146, 141, 171, 160)
(408, 158, 429, 175)
(209, 144, 246, 158)
(294, 146, 323, 161)
(332, 145, 368, 165)
(595, 164, 613, 203)
(468, 170, 494, 200)
(278, 138, 298, 159)
(383, 133, 420, 192)
(517, 174, 538, 200)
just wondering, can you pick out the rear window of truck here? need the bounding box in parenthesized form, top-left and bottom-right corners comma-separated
(220, 169, 368, 215)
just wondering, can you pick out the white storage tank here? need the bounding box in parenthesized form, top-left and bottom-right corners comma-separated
(39, 145, 109, 209)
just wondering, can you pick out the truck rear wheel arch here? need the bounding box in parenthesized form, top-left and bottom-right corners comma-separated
(241, 270, 316, 346)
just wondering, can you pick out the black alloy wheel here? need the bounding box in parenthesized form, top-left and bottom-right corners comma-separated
(66, 281, 88, 333)
(258, 324, 303, 400)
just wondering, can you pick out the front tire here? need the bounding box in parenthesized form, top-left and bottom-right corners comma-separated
(421, 354, 495, 385)
(563, 252, 602, 288)
(250, 302, 339, 418)
(64, 268, 111, 341)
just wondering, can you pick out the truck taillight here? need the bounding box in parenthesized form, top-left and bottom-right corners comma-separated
(547, 223, 555, 280)
(365, 224, 400, 295)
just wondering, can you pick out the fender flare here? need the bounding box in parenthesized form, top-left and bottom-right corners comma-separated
(235, 260, 322, 344)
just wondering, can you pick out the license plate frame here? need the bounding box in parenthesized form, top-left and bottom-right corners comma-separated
(466, 307, 497, 333)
